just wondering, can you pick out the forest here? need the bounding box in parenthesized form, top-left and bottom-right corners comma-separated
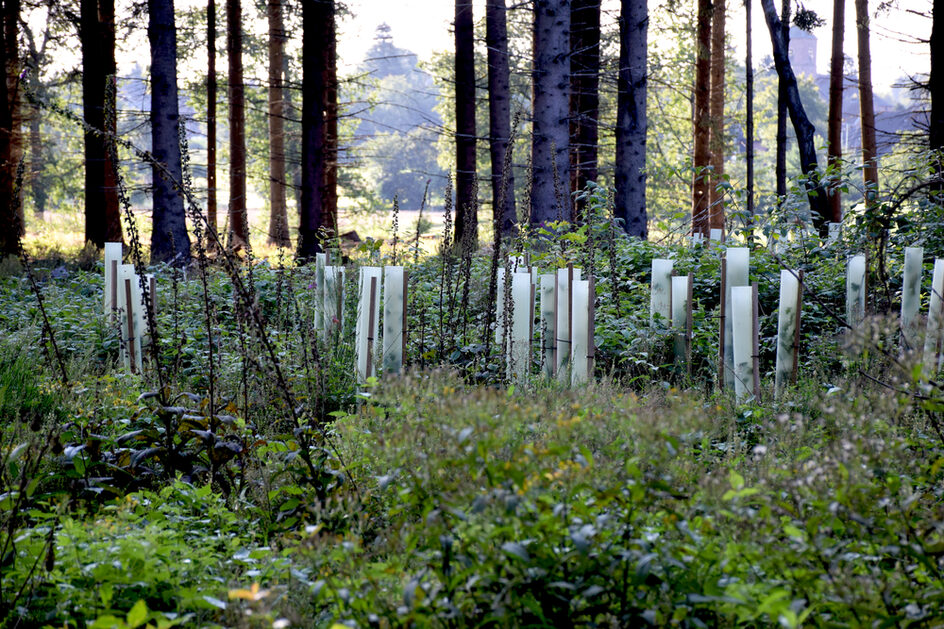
(2, 0, 944, 626)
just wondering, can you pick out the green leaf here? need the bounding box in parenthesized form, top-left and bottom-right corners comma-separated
(728, 469, 744, 491)
(126, 599, 148, 629)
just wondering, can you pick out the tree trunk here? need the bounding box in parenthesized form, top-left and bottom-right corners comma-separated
(267, 0, 289, 246)
(24, 12, 50, 219)
(0, 0, 16, 256)
(827, 0, 844, 222)
(298, 0, 329, 259)
(932, 0, 944, 190)
(775, 0, 789, 199)
(81, 0, 121, 247)
(207, 0, 217, 235)
(855, 0, 878, 204)
(615, 0, 647, 238)
(454, 0, 477, 250)
(745, 0, 754, 234)
(148, 0, 191, 264)
(226, 0, 248, 247)
(99, 0, 120, 242)
(531, 0, 572, 228)
(760, 0, 829, 226)
(691, 0, 711, 236)
(708, 0, 725, 222)
(569, 0, 600, 220)
(486, 0, 516, 238)
(323, 5, 338, 239)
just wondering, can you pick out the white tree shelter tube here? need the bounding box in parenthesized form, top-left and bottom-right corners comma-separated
(671, 274, 692, 370)
(315, 252, 327, 335)
(117, 263, 143, 374)
(731, 285, 755, 402)
(924, 259, 944, 375)
(571, 279, 591, 386)
(508, 272, 533, 383)
(650, 258, 673, 328)
(902, 246, 924, 345)
(723, 248, 750, 391)
(775, 270, 801, 398)
(356, 267, 382, 383)
(382, 266, 406, 375)
(323, 266, 344, 338)
(555, 266, 581, 383)
(540, 273, 556, 378)
(846, 254, 866, 329)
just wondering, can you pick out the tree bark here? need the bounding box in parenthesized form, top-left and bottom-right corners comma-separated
(24, 12, 50, 218)
(81, 0, 121, 247)
(207, 0, 217, 235)
(323, 5, 338, 239)
(3, 0, 22, 239)
(0, 0, 17, 256)
(760, 0, 829, 226)
(148, 0, 191, 264)
(708, 0, 725, 219)
(226, 0, 248, 247)
(569, 0, 600, 221)
(745, 0, 755, 234)
(615, 0, 647, 238)
(486, 0, 516, 238)
(932, 0, 944, 189)
(691, 0, 711, 236)
(454, 0, 477, 250)
(855, 0, 878, 204)
(827, 0, 844, 222)
(531, 0, 572, 228)
(775, 0, 789, 199)
(267, 0, 289, 246)
(298, 0, 329, 259)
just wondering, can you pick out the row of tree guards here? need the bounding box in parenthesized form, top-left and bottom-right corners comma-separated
(100, 243, 944, 401)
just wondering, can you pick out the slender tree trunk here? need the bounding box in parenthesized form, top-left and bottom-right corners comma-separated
(207, 0, 217, 235)
(486, 0, 516, 238)
(267, 0, 289, 246)
(855, 0, 878, 204)
(708, 0, 725, 222)
(775, 0, 789, 199)
(149, 0, 191, 263)
(0, 0, 16, 255)
(24, 13, 50, 219)
(827, 0, 844, 222)
(226, 0, 248, 247)
(322, 5, 338, 239)
(531, 0, 572, 227)
(745, 0, 754, 234)
(760, 0, 829, 225)
(569, 0, 600, 220)
(99, 0, 120, 242)
(691, 0, 711, 236)
(81, 0, 109, 246)
(932, 0, 944, 191)
(615, 0, 647, 238)
(454, 0, 477, 250)
(298, 0, 329, 259)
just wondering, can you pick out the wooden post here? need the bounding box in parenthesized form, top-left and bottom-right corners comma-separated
(403, 270, 409, 364)
(110, 260, 118, 314)
(148, 275, 157, 319)
(104, 242, 122, 317)
(686, 272, 693, 374)
(792, 270, 804, 385)
(366, 276, 377, 380)
(125, 278, 137, 374)
(751, 282, 761, 400)
(587, 275, 595, 379)
(718, 256, 727, 389)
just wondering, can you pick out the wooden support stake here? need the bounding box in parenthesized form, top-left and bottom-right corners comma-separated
(125, 278, 137, 374)
(686, 272, 694, 376)
(718, 256, 727, 389)
(587, 275, 595, 377)
(366, 276, 377, 379)
(110, 260, 118, 314)
(148, 275, 157, 319)
(752, 282, 761, 400)
(792, 270, 804, 385)
(402, 270, 409, 362)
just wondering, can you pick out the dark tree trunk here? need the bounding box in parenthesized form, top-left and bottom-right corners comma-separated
(760, 0, 829, 226)
(298, 0, 329, 259)
(81, 0, 121, 247)
(0, 0, 16, 256)
(531, 0, 571, 228)
(323, 5, 338, 239)
(24, 14, 50, 218)
(691, 0, 711, 236)
(148, 0, 191, 264)
(207, 0, 217, 235)
(454, 0, 477, 250)
(827, 0, 844, 222)
(708, 0, 725, 218)
(615, 0, 647, 238)
(267, 0, 289, 246)
(855, 0, 878, 205)
(775, 0, 789, 199)
(932, 0, 944, 189)
(3, 0, 22, 238)
(569, 0, 599, 220)
(745, 0, 755, 233)
(486, 0, 516, 238)
(226, 0, 248, 247)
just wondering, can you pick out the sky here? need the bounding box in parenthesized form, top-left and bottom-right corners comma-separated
(336, 0, 931, 96)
